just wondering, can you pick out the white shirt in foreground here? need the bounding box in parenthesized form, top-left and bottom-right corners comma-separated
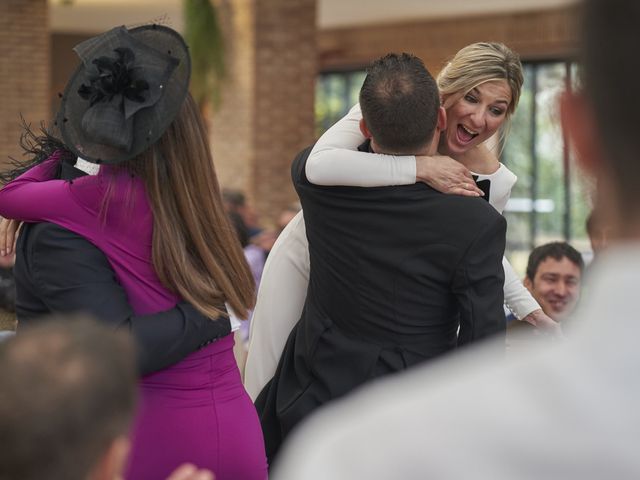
(274, 245, 640, 479)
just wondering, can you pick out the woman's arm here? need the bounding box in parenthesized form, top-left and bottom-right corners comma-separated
(17, 220, 233, 375)
(417, 156, 484, 196)
(0, 153, 63, 222)
(307, 104, 481, 195)
(503, 256, 540, 320)
(0, 151, 100, 227)
(503, 257, 561, 333)
(306, 104, 416, 186)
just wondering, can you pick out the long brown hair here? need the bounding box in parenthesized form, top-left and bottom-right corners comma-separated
(127, 93, 254, 319)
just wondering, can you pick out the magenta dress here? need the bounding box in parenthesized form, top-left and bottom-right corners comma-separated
(0, 152, 268, 480)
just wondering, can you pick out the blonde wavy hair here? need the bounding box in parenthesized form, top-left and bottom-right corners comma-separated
(437, 42, 524, 141)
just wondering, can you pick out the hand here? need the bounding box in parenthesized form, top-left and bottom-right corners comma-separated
(0, 218, 21, 257)
(166, 463, 215, 480)
(522, 309, 563, 338)
(415, 155, 484, 197)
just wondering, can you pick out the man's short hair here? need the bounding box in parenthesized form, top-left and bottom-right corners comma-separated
(525, 242, 585, 282)
(359, 53, 440, 154)
(0, 316, 137, 480)
(582, 0, 640, 207)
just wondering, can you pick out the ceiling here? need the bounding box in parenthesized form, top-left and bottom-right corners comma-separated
(319, 0, 574, 28)
(50, 0, 575, 33)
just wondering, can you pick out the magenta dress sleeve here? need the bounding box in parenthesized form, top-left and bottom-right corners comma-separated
(0, 151, 104, 238)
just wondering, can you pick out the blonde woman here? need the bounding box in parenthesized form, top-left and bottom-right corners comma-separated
(245, 43, 553, 400)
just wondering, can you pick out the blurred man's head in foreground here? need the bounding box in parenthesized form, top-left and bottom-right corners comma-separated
(0, 317, 137, 480)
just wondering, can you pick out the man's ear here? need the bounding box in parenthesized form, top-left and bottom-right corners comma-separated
(523, 276, 533, 292)
(359, 118, 372, 139)
(437, 106, 447, 131)
(560, 90, 603, 176)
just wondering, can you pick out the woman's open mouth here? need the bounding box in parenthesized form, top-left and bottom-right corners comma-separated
(456, 124, 479, 145)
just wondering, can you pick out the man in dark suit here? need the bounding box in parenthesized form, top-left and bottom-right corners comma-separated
(9, 158, 230, 375)
(256, 53, 507, 464)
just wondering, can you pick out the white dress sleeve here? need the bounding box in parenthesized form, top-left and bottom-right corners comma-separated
(306, 104, 416, 186)
(474, 164, 541, 319)
(502, 257, 541, 320)
(244, 211, 310, 400)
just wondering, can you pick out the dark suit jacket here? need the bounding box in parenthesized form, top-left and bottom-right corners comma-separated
(257, 145, 507, 464)
(13, 162, 231, 375)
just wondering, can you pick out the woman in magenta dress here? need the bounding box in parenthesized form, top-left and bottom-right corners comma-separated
(0, 25, 267, 480)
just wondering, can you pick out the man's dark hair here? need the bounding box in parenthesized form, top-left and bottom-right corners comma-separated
(359, 53, 440, 154)
(0, 316, 137, 480)
(582, 0, 640, 207)
(526, 242, 585, 281)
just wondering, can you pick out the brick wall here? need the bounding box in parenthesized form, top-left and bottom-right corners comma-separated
(212, 0, 316, 226)
(318, 6, 578, 73)
(210, 0, 256, 207)
(0, 0, 49, 169)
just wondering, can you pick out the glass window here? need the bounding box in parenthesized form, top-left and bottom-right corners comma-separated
(502, 61, 590, 274)
(315, 71, 366, 136)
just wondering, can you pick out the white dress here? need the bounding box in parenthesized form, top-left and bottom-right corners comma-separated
(244, 212, 309, 399)
(243, 104, 539, 400)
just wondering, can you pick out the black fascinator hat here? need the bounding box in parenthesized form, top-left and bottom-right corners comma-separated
(58, 24, 191, 164)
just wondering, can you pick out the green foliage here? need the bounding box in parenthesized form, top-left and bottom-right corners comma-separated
(183, 0, 225, 110)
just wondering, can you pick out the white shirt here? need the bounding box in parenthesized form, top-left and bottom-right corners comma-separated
(274, 244, 640, 479)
